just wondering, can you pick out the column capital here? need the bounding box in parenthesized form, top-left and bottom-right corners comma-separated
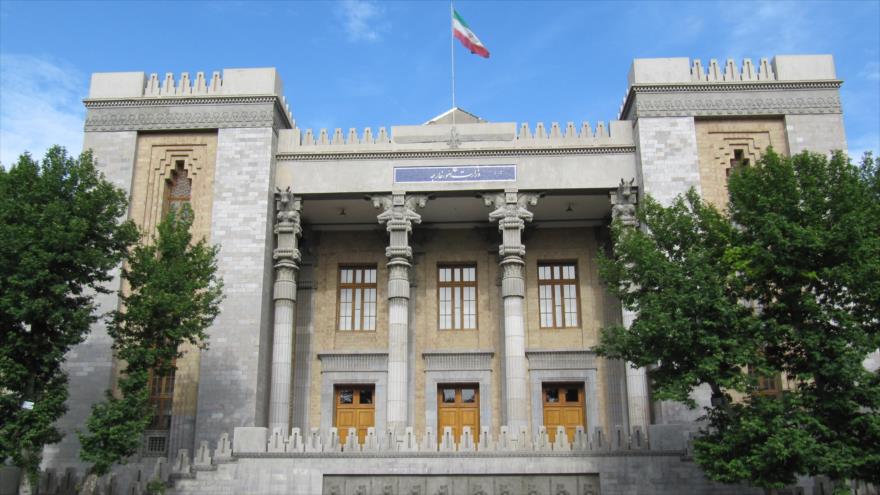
(483, 188, 540, 221)
(610, 178, 638, 228)
(372, 192, 429, 260)
(482, 188, 540, 259)
(273, 188, 302, 301)
(274, 188, 302, 264)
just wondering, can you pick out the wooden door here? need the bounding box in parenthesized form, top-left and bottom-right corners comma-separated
(542, 383, 585, 443)
(437, 384, 480, 444)
(334, 385, 375, 445)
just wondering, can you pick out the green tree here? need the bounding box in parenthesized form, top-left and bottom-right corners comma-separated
(0, 147, 138, 482)
(597, 189, 763, 407)
(79, 204, 223, 478)
(598, 150, 880, 491)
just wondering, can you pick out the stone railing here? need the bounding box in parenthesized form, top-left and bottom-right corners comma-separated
(208, 424, 686, 459)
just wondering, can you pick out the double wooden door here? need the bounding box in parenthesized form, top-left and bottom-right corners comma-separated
(542, 383, 585, 443)
(437, 384, 479, 443)
(334, 385, 375, 445)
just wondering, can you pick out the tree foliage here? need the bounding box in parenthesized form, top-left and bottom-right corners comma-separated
(597, 188, 762, 405)
(79, 204, 223, 476)
(598, 150, 880, 490)
(0, 147, 138, 480)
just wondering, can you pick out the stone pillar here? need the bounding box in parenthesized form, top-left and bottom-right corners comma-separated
(373, 192, 428, 434)
(268, 190, 302, 433)
(610, 179, 650, 430)
(291, 255, 315, 431)
(483, 188, 540, 432)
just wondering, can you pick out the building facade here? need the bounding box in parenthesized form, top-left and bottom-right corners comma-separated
(38, 54, 846, 495)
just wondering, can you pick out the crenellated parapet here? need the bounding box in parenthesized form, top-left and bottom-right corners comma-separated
(276, 120, 634, 158)
(143, 71, 225, 96)
(83, 68, 294, 132)
(620, 55, 843, 120)
(689, 57, 777, 83)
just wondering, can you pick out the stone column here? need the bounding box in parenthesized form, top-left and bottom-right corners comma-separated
(610, 179, 650, 430)
(268, 189, 302, 433)
(291, 255, 315, 431)
(483, 188, 540, 432)
(373, 192, 428, 434)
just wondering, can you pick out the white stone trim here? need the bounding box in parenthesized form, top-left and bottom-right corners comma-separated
(526, 350, 596, 370)
(423, 351, 493, 371)
(527, 350, 600, 435)
(317, 352, 388, 372)
(319, 371, 388, 434)
(318, 352, 389, 434)
(423, 368, 493, 438)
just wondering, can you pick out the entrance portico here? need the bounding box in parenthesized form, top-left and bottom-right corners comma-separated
(275, 174, 638, 440)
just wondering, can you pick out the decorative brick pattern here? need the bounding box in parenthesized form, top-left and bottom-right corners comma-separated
(694, 118, 789, 208)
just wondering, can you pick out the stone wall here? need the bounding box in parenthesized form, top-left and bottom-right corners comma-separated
(785, 114, 848, 156)
(42, 131, 138, 470)
(634, 116, 702, 206)
(194, 127, 277, 446)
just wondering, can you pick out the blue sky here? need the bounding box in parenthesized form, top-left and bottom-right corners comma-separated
(1, 0, 878, 166)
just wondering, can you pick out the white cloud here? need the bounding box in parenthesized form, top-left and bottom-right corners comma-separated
(846, 132, 880, 162)
(859, 61, 880, 81)
(338, 0, 385, 43)
(721, 1, 811, 59)
(0, 54, 85, 167)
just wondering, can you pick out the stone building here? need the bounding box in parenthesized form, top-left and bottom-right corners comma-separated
(39, 54, 846, 494)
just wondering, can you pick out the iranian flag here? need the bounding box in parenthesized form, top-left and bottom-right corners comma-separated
(453, 9, 490, 58)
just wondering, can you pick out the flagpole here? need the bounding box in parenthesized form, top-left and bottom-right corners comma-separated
(450, 0, 456, 127)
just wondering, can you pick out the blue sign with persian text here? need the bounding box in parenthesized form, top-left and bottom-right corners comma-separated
(394, 165, 516, 183)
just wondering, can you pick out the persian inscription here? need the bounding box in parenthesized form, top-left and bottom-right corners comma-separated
(394, 165, 516, 183)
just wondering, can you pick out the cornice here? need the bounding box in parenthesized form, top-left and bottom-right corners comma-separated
(620, 80, 843, 120)
(631, 80, 842, 94)
(526, 349, 596, 370)
(423, 351, 495, 372)
(276, 145, 636, 161)
(85, 108, 274, 132)
(83, 95, 279, 108)
(317, 351, 388, 373)
(83, 95, 294, 130)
